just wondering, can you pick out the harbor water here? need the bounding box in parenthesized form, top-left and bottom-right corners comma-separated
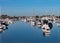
(0, 21, 60, 43)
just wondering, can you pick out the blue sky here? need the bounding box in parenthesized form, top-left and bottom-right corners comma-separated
(0, 0, 60, 16)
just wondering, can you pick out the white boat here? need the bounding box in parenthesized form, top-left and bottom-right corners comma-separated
(23, 18, 27, 22)
(7, 20, 13, 24)
(56, 23, 60, 26)
(37, 21, 42, 27)
(31, 21, 36, 26)
(55, 22, 60, 26)
(0, 29, 3, 32)
(42, 24, 50, 32)
(21, 18, 26, 22)
(2, 25, 6, 30)
(0, 24, 3, 29)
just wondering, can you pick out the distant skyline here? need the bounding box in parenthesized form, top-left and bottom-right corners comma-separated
(0, 0, 60, 16)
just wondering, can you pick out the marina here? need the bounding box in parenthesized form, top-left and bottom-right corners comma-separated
(0, 15, 60, 33)
(0, 19, 59, 43)
(0, 15, 60, 43)
(1, 0, 60, 43)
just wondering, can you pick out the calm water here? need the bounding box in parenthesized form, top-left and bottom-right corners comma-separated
(0, 21, 60, 43)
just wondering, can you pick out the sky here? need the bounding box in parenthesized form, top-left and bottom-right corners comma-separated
(0, 0, 60, 16)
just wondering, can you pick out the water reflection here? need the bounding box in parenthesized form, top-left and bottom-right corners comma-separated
(31, 20, 53, 36)
(0, 27, 8, 33)
(30, 21, 36, 27)
(37, 20, 42, 28)
(0, 19, 15, 33)
(43, 32, 50, 37)
(0, 19, 53, 37)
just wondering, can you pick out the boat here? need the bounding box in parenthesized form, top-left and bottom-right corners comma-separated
(31, 20, 36, 26)
(42, 24, 50, 32)
(21, 18, 27, 22)
(2, 25, 6, 30)
(55, 22, 60, 26)
(23, 18, 27, 22)
(0, 29, 3, 32)
(1, 21, 8, 26)
(37, 20, 42, 28)
(7, 20, 13, 24)
(0, 24, 4, 32)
